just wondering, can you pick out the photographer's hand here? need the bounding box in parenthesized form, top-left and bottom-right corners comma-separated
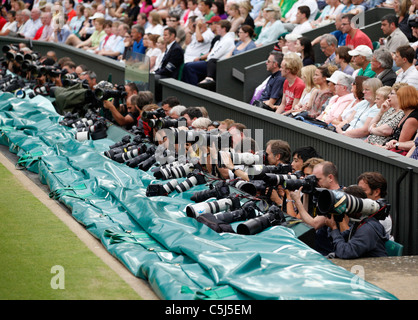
(325, 215, 338, 230)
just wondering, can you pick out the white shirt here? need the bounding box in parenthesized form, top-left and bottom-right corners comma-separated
(23, 18, 43, 39)
(184, 28, 215, 63)
(207, 32, 235, 61)
(145, 24, 164, 36)
(291, 20, 312, 35)
(285, 0, 319, 22)
(396, 65, 418, 90)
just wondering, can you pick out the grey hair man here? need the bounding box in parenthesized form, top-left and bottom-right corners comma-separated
(370, 48, 397, 87)
(319, 34, 338, 65)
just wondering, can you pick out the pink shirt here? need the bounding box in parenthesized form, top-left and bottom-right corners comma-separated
(323, 93, 355, 124)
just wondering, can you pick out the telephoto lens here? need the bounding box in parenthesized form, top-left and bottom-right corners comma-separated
(113, 144, 147, 163)
(263, 171, 303, 187)
(213, 201, 257, 224)
(175, 171, 207, 193)
(231, 152, 263, 166)
(145, 179, 179, 197)
(317, 189, 382, 218)
(154, 163, 195, 180)
(236, 205, 286, 235)
(248, 163, 293, 180)
(232, 179, 257, 196)
(138, 154, 156, 171)
(190, 180, 230, 202)
(186, 197, 238, 219)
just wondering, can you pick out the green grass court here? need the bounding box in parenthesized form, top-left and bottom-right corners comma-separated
(0, 162, 142, 300)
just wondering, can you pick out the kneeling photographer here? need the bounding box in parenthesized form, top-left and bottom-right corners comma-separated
(103, 91, 138, 130)
(289, 161, 344, 255)
(321, 185, 390, 259)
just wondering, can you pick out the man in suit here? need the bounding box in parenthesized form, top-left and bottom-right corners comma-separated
(154, 27, 184, 101)
(371, 48, 397, 87)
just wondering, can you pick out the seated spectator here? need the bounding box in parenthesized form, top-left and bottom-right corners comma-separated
(145, 11, 164, 36)
(295, 36, 315, 66)
(33, 11, 54, 41)
(335, 46, 354, 75)
(275, 53, 306, 114)
(371, 48, 397, 87)
(312, 0, 344, 28)
(68, 5, 85, 36)
(393, 0, 416, 42)
(319, 34, 338, 66)
(254, 5, 286, 47)
(303, 65, 335, 118)
(223, 25, 256, 59)
(317, 72, 355, 124)
(144, 33, 162, 70)
(239, 1, 255, 30)
(166, 13, 187, 49)
(394, 45, 418, 89)
(183, 17, 215, 63)
(333, 75, 368, 126)
(367, 85, 405, 146)
(285, 65, 317, 115)
(198, 0, 215, 22)
(347, 0, 368, 15)
(290, 5, 313, 35)
(341, 0, 355, 13)
(211, 1, 228, 20)
(379, 14, 410, 53)
(0, 10, 17, 36)
(384, 85, 418, 155)
(250, 51, 285, 109)
(227, 2, 244, 33)
(340, 13, 373, 50)
(336, 78, 382, 139)
(67, 17, 106, 51)
(151, 36, 166, 72)
(20, 7, 42, 39)
(283, 0, 319, 25)
(349, 45, 376, 78)
(182, 20, 235, 86)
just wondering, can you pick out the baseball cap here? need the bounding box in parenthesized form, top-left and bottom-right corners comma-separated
(326, 70, 345, 84)
(89, 12, 104, 20)
(348, 45, 373, 59)
(206, 16, 221, 24)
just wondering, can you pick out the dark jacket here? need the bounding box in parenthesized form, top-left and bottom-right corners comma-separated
(377, 68, 397, 87)
(330, 217, 388, 259)
(155, 41, 184, 79)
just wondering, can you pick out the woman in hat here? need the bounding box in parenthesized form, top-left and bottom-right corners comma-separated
(254, 5, 286, 47)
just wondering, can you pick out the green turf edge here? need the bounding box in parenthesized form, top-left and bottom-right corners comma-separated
(0, 162, 142, 300)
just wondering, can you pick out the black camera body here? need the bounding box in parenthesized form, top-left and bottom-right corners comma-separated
(236, 205, 286, 235)
(283, 174, 318, 194)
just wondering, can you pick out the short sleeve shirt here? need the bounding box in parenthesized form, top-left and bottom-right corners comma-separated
(283, 77, 306, 111)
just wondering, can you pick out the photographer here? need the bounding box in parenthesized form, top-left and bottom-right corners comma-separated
(103, 93, 139, 129)
(289, 161, 343, 255)
(357, 171, 393, 240)
(325, 185, 388, 259)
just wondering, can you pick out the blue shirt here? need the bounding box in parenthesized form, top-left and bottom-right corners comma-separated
(331, 30, 346, 47)
(133, 39, 146, 54)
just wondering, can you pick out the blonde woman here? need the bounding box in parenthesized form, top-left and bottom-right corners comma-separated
(145, 11, 164, 36)
(286, 65, 317, 115)
(144, 33, 162, 70)
(254, 5, 286, 47)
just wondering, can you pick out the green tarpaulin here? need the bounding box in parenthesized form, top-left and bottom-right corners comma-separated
(0, 92, 398, 300)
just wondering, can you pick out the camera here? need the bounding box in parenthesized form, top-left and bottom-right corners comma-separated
(153, 162, 195, 180)
(154, 116, 187, 129)
(125, 145, 156, 169)
(236, 205, 286, 235)
(74, 118, 108, 141)
(142, 107, 165, 120)
(186, 195, 241, 218)
(146, 179, 179, 197)
(213, 200, 257, 224)
(283, 174, 318, 194)
(316, 189, 391, 221)
(263, 171, 304, 187)
(227, 178, 257, 196)
(248, 163, 293, 180)
(175, 170, 207, 193)
(190, 180, 230, 202)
